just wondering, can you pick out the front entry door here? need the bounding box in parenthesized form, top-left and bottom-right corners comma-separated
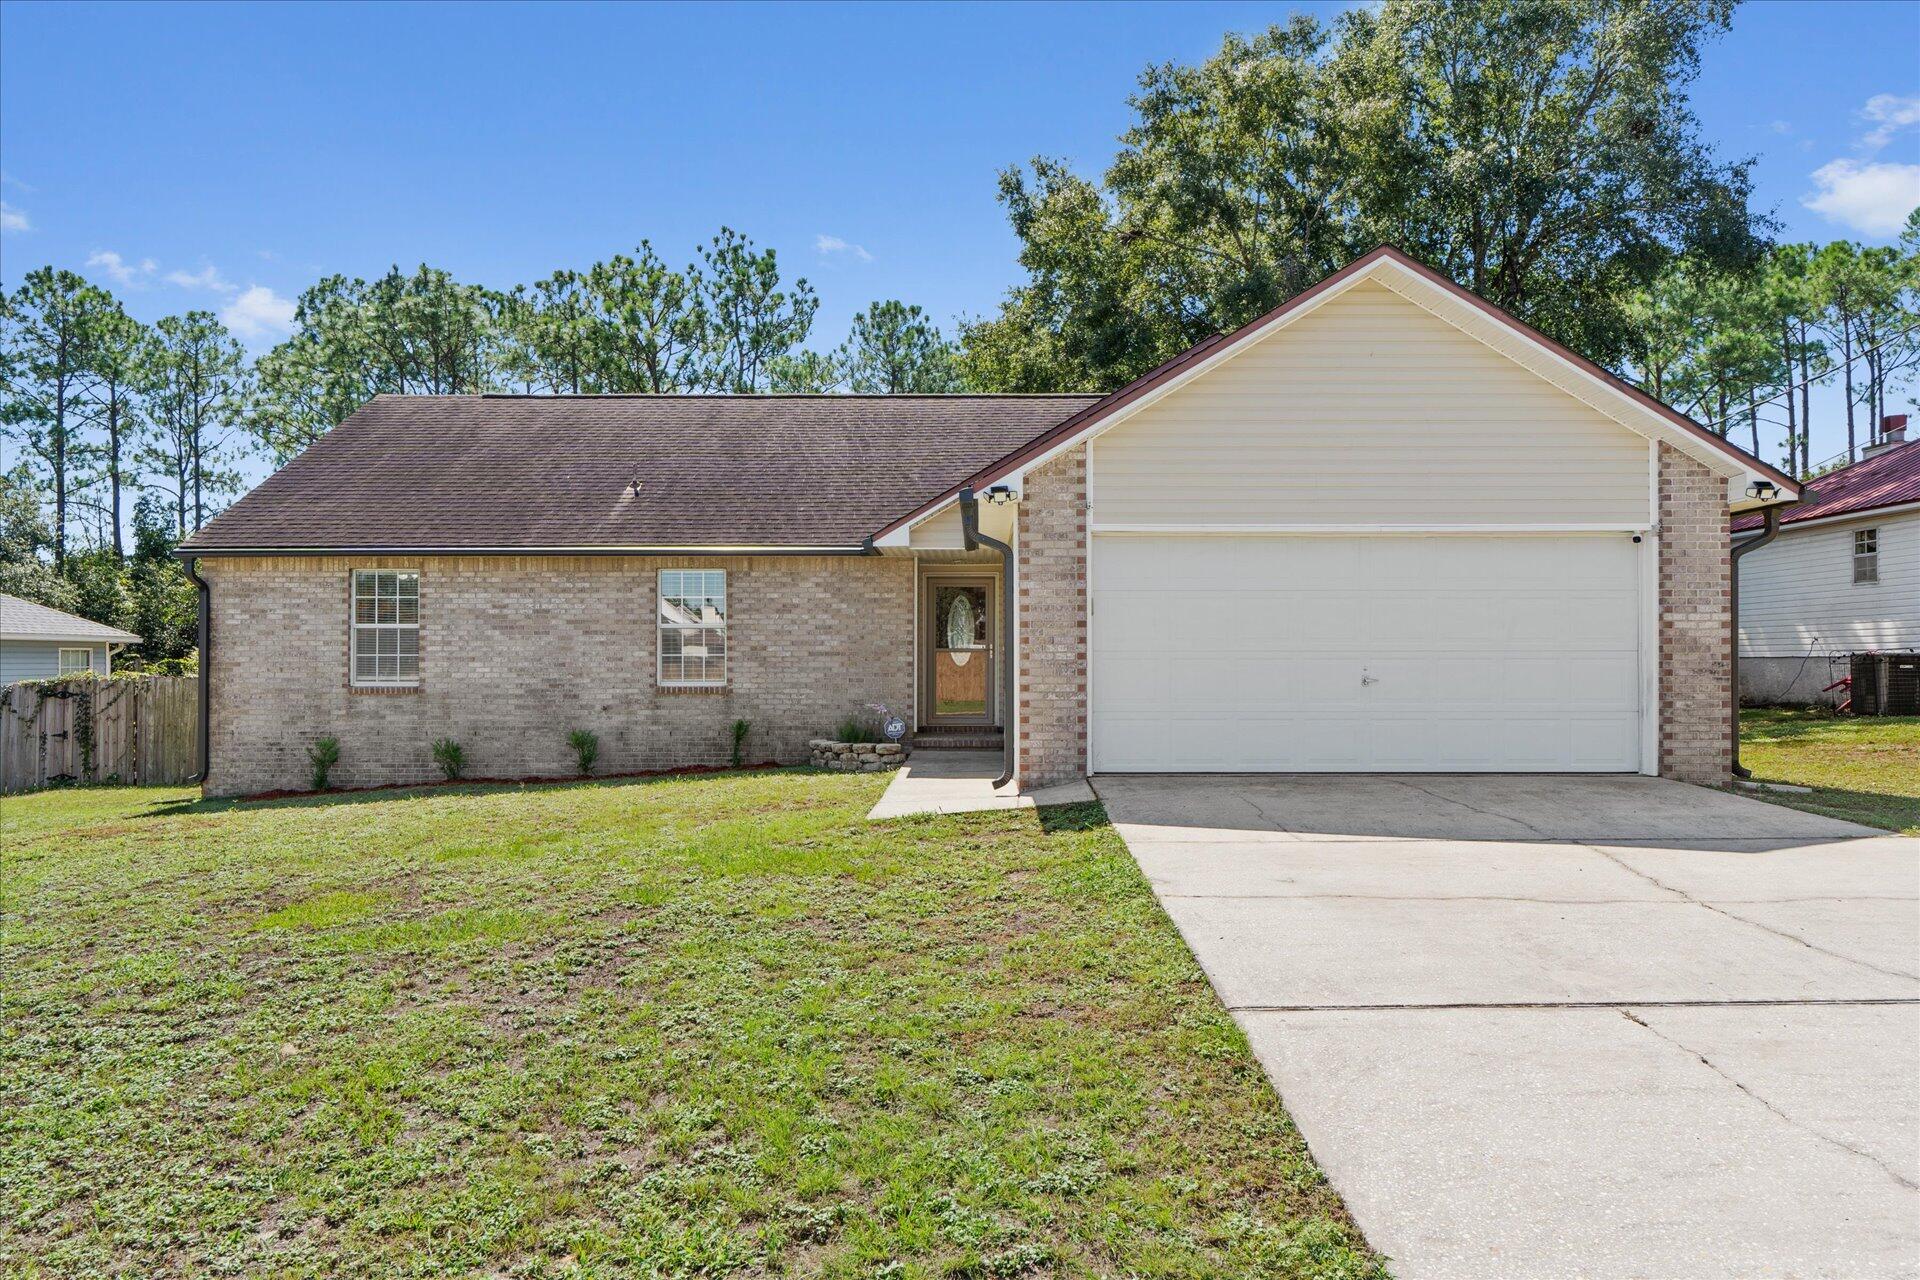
(924, 578, 995, 726)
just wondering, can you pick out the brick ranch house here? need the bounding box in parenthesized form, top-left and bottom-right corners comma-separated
(177, 247, 1799, 797)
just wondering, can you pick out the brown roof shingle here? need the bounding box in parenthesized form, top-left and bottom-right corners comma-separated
(181, 394, 1099, 553)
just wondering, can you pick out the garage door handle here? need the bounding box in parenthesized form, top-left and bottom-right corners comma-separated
(1361, 674, 1378, 686)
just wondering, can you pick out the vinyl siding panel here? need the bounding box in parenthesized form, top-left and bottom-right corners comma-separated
(0, 639, 107, 683)
(909, 506, 966, 549)
(1090, 280, 1652, 527)
(1738, 511, 1920, 657)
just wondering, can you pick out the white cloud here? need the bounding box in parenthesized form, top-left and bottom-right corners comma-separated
(1861, 93, 1920, 151)
(221, 284, 295, 340)
(814, 233, 873, 262)
(165, 264, 235, 293)
(86, 250, 156, 287)
(0, 201, 29, 233)
(1803, 92, 1920, 236)
(1804, 158, 1920, 236)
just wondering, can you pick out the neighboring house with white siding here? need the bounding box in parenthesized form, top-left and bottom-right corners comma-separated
(1735, 423, 1920, 704)
(176, 246, 1796, 797)
(0, 594, 141, 684)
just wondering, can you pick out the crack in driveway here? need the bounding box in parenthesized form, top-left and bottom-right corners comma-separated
(1589, 845, 1920, 983)
(1619, 1008, 1920, 1192)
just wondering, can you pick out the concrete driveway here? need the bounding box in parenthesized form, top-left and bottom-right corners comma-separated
(1094, 774, 1920, 1280)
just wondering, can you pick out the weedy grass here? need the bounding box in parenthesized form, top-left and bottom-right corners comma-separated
(0, 769, 1382, 1278)
(1739, 708, 1920, 834)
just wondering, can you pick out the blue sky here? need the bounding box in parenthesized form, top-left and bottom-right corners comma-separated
(2, 0, 1917, 466)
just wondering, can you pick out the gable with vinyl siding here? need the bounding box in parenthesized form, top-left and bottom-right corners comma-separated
(1089, 280, 1653, 529)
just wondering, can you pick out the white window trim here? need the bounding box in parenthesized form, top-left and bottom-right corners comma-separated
(58, 647, 94, 675)
(1853, 528, 1879, 586)
(350, 569, 421, 687)
(657, 569, 728, 688)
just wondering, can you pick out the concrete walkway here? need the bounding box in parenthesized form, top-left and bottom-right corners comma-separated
(1095, 773, 1920, 1280)
(866, 749, 1095, 819)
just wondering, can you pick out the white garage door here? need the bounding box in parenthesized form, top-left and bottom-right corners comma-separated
(1090, 535, 1644, 772)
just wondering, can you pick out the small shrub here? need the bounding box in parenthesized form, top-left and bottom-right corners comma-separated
(307, 737, 341, 791)
(835, 715, 879, 744)
(431, 738, 465, 781)
(567, 728, 599, 776)
(729, 719, 750, 768)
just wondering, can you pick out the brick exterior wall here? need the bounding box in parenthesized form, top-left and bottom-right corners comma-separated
(199, 554, 913, 797)
(1657, 444, 1733, 785)
(1015, 446, 1089, 788)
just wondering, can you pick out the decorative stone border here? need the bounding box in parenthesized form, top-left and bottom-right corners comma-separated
(808, 740, 909, 772)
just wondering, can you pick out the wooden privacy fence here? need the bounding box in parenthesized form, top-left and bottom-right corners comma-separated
(0, 676, 200, 793)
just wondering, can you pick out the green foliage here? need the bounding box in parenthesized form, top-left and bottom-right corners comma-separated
(0, 468, 75, 611)
(62, 548, 129, 628)
(729, 718, 750, 768)
(130, 491, 178, 563)
(252, 265, 509, 464)
(838, 300, 963, 392)
(963, 2, 1767, 390)
(139, 310, 250, 535)
(566, 728, 599, 776)
(1621, 236, 1917, 476)
(1, 267, 115, 571)
(430, 738, 466, 781)
(835, 715, 880, 744)
(306, 736, 341, 791)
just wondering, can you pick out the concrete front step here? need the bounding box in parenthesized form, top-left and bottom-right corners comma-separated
(912, 733, 1005, 750)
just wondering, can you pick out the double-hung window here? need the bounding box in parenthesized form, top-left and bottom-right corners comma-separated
(58, 647, 93, 675)
(658, 569, 727, 686)
(351, 570, 420, 686)
(1853, 529, 1879, 585)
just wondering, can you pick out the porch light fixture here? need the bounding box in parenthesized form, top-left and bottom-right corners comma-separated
(983, 485, 1016, 505)
(1746, 480, 1780, 500)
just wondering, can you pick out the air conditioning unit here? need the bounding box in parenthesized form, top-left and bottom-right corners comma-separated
(1848, 652, 1920, 716)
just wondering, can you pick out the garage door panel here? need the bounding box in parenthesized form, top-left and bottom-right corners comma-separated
(1565, 593, 1640, 648)
(1290, 594, 1367, 646)
(1090, 535, 1642, 773)
(1097, 590, 1171, 652)
(1567, 656, 1640, 708)
(1569, 716, 1642, 769)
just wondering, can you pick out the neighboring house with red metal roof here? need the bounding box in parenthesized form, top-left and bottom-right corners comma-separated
(1735, 419, 1920, 704)
(0, 594, 142, 684)
(176, 247, 1794, 797)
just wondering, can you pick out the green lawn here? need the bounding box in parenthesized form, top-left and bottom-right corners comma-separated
(0, 772, 1380, 1279)
(1738, 708, 1920, 834)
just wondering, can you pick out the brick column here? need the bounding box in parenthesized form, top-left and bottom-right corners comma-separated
(1015, 446, 1089, 789)
(1657, 444, 1733, 784)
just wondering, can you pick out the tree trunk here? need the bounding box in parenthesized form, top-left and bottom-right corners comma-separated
(1796, 323, 1813, 477)
(51, 377, 68, 573)
(1779, 319, 1798, 476)
(109, 401, 124, 562)
(1841, 317, 1857, 462)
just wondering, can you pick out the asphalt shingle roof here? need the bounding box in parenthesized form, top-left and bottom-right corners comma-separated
(0, 594, 142, 643)
(180, 394, 1101, 553)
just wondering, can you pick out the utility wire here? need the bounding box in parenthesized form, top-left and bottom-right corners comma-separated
(1686, 318, 1920, 432)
